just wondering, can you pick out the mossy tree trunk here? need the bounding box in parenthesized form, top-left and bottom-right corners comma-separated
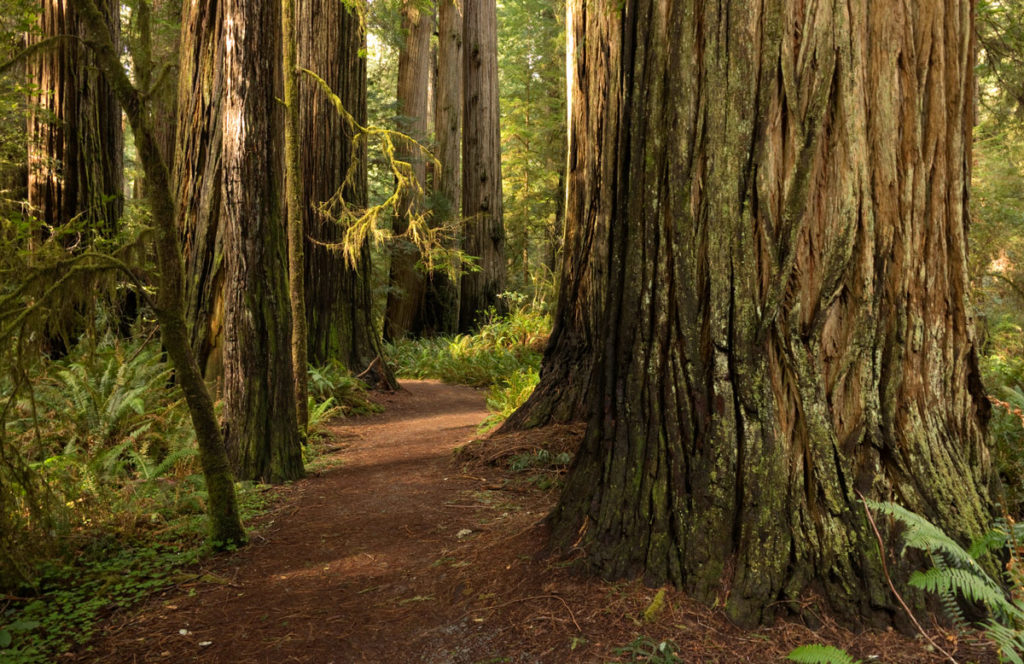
(543, 0, 995, 628)
(68, 0, 245, 547)
(221, 0, 303, 482)
(282, 0, 307, 434)
(384, 0, 434, 341)
(27, 0, 122, 235)
(297, 0, 395, 388)
(459, 0, 506, 332)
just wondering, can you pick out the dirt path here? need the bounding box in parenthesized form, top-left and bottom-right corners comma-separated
(89, 380, 522, 663)
(81, 380, 985, 664)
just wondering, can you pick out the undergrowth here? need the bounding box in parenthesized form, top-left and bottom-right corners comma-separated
(385, 304, 548, 428)
(0, 332, 356, 662)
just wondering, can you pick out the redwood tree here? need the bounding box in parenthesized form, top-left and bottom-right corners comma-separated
(297, 0, 393, 383)
(220, 0, 302, 482)
(540, 0, 995, 627)
(384, 0, 433, 340)
(417, 0, 462, 336)
(174, 0, 225, 379)
(27, 0, 122, 235)
(459, 0, 506, 331)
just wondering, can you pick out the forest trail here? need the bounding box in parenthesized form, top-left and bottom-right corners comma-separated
(86, 380, 530, 663)
(81, 380, 967, 664)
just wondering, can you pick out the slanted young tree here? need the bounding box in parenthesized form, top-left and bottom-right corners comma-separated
(384, 0, 433, 340)
(27, 0, 122, 234)
(220, 0, 303, 482)
(537, 0, 995, 627)
(459, 0, 505, 331)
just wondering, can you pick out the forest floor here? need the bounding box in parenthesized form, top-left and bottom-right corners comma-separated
(74, 380, 995, 663)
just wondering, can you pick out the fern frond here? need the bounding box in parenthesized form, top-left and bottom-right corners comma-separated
(786, 644, 859, 664)
(985, 620, 1024, 664)
(910, 568, 1012, 619)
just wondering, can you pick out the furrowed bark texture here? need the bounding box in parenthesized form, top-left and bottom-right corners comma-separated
(297, 0, 392, 383)
(546, 0, 994, 628)
(384, 0, 434, 340)
(418, 0, 463, 336)
(174, 0, 225, 380)
(68, 0, 245, 546)
(501, 0, 593, 430)
(221, 0, 303, 482)
(27, 0, 122, 234)
(459, 0, 506, 332)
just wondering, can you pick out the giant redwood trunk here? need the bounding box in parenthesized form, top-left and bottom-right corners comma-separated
(174, 0, 225, 379)
(384, 0, 434, 340)
(542, 0, 995, 627)
(459, 0, 506, 332)
(297, 0, 392, 383)
(220, 0, 303, 482)
(27, 0, 122, 235)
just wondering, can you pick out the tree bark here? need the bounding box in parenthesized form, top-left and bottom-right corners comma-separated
(67, 0, 245, 547)
(221, 0, 303, 482)
(384, 0, 434, 340)
(27, 0, 123, 235)
(543, 0, 994, 628)
(174, 0, 226, 380)
(459, 0, 506, 332)
(297, 0, 395, 388)
(417, 0, 463, 336)
(282, 0, 308, 433)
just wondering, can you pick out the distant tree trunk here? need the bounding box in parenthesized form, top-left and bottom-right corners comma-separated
(541, 0, 995, 629)
(174, 0, 226, 380)
(501, 1, 588, 430)
(221, 0, 303, 482)
(297, 0, 395, 388)
(140, 0, 179, 170)
(27, 0, 122, 235)
(459, 0, 505, 332)
(384, 0, 433, 340)
(282, 0, 308, 433)
(418, 0, 462, 336)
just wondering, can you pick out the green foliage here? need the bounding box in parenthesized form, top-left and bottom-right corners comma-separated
(786, 645, 859, 664)
(498, 0, 566, 303)
(0, 333, 204, 589)
(386, 306, 548, 387)
(868, 501, 1024, 662)
(971, 0, 1024, 516)
(611, 636, 683, 664)
(481, 367, 539, 432)
(307, 360, 380, 417)
(507, 448, 570, 473)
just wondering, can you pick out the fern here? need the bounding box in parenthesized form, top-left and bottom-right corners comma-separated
(868, 500, 1024, 662)
(787, 644, 859, 664)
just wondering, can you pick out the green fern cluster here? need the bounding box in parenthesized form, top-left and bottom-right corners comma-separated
(1, 334, 199, 589)
(868, 501, 1024, 663)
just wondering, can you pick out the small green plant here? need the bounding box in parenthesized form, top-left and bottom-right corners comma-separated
(307, 360, 379, 416)
(507, 448, 570, 472)
(787, 644, 860, 664)
(611, 636, 683, 663)
(868, 500, 1024, 663)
